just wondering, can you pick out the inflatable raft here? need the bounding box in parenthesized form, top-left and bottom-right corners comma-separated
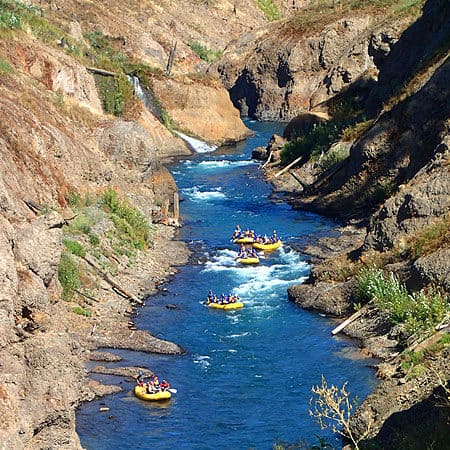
(208, 301, 244, 310)
(252, 241, 282, 251)
(134, 385, 171, 401)
(236, 256, 259, 265)
(233, 237, 255, 244)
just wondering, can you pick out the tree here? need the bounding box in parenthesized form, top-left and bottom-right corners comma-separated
(309, 376, 372, 450)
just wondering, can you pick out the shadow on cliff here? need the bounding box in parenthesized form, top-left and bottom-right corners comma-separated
(362, 385, 450, 450)
(295, 6, 450, 220)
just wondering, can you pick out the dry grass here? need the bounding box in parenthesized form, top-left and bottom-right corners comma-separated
(402, 214, 450, 259)
(282, 0, 425, 38)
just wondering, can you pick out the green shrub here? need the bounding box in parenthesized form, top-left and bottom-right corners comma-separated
(355, 266, 390, 304)
(189, 42, 223, 63)
(88, 232, 100, 246)
(67, 190, 82, 208)
(58, 252, 81, 300)
(62, 239, 86, 258)
(318, 144, 350, 171)
(97, 73, 135, 116)
(355, 268, 449, 336)
(280, 122, 340, 165)
(256, 0, 281, 21)
(85, 29, 109, 50)
(72, 306, 92, 317)
(0, 0, 38, 31)
(402, 289, 448, 336)
(66, 213, 94, 235)
(0, 57, 13, 74)
(101, 188, 153, 250)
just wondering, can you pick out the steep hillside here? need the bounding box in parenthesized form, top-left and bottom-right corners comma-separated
(0, 0, 265, 447)
(253, 0, 450, 445)
(217, 0, 428, 120)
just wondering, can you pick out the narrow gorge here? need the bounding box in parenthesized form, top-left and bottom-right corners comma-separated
(0, 0, 448, 449)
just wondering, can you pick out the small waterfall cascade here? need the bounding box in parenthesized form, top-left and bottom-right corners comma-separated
(127, 75, 150, 108)
(174, 131, 218, 153)
(128, 75, 218, 154)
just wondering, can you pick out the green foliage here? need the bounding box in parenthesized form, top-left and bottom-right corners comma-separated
(355, 268, 449, 336)
(0, 57, 13, 74)
(281, 97, 365, 170)
(62, 239, 86, 258)
(189, 41, 223, 63)
(85, 29, 109, 50)
(401, 334, 450, 376)
(97, 73, 134, 116)
(355, 266, 389, 303)
(88, 232, 100, 246)
(72, 306, 92, 317)
(318, 144, 350, 171)
(58, 252, 81, 300)
(66, 213, 94, 235)
(281, 122, 340, 165)
(67, 189, 82, 208)
(256, 0, 281, 21)
(101, 188, 153, 250)
(0, 0, 38, 31)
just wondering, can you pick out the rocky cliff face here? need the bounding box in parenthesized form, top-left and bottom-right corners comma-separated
(0, 0, 262, 445)
(295, 57, 449, 222)
(245, 0, 450, 445)
(217, 9, 408, 120)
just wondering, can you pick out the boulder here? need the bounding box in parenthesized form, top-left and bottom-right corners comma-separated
(287, 280, 354, 316)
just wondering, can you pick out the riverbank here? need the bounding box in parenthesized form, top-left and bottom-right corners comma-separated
(259, 159, 450, 447)
(70, 224, 190, 448)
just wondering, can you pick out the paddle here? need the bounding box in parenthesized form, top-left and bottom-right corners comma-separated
(168, 388, 177, 393)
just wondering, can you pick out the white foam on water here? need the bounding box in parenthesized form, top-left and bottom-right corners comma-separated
(198, 160, 255, 169)
(175, 131, 218, 153)
(202, 248, 239, 272)
(181, 186, 226, 202)
(228, 349, 238, 353)
(224, 332, 251, 339)
(227, 315, 240, 324)
(193, 354, 211, 370)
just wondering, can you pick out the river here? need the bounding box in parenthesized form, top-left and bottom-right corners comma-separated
(77, 120, 377, 449)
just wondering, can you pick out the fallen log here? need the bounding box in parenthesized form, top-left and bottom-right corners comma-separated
(331, 307, 364, 335)
(86, 66, 116, 77)
(261, 150, 274, 169)
(82, 254, 143, 305)
(274, 155, 303, 178)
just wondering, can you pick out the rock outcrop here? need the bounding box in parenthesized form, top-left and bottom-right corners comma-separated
(218, 12, 406, 120)
(152, 77, 252, 145)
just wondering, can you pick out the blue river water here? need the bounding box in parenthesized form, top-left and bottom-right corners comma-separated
(77, 121, 377, 449)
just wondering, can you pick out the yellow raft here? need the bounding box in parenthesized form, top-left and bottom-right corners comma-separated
(252, 241, 282, 251)
(233, 237, 254, 244)
(208, 301, 244, 310)
(236, 257, 259, 265)
(134, 385, 171, 401)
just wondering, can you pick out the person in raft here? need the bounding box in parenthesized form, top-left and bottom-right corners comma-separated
(232, 224, 242, 239)
(136, 371, 145, 386)
(160, 379, 170, 391)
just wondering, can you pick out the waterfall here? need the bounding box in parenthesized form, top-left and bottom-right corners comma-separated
(128, 75, 150, 108)
(174, 131, 218, 153)
(128, 75, 218, 154)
